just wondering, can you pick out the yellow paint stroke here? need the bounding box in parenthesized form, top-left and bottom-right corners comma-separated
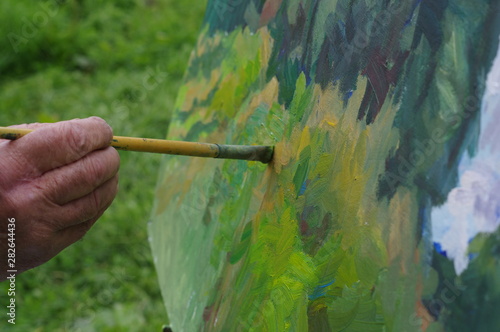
(296, 126, 311, 159)
(273, 140, 292, 174)
(236, 77, 280, 127)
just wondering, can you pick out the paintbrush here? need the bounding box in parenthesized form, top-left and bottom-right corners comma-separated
(0, 127, 274, 164)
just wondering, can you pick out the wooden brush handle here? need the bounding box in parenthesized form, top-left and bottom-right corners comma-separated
(0, 127, 274, 163)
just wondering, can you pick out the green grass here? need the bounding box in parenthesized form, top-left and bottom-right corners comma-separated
(0, 0, 206, 330)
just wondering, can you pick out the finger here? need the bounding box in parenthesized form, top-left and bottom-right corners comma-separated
(52, 174, 118, 230)
(54, 204, 108, 250)
(38, 146, 120, 205)
(9, 117, 113, 174)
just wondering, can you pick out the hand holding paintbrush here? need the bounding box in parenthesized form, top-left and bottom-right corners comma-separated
(0, 117, 274, 280)
(0, 117, 119, 280)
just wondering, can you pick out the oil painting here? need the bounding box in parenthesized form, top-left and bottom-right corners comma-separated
(150, 0, 500, 330)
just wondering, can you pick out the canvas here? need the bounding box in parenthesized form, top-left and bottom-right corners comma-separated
(149, 0, 500, 330)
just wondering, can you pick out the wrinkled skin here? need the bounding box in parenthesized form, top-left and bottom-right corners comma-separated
(0, 117, 120, 280)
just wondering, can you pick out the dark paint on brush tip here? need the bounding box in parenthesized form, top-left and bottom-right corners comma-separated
(216, 144, 274, 163)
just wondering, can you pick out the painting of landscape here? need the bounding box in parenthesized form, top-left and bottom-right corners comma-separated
(150, 1, 500, 330)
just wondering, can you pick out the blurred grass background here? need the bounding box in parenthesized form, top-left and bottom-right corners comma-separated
(0, 0, 206, 330)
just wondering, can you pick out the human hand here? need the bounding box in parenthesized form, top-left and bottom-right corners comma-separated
(0, 117, 120, 280)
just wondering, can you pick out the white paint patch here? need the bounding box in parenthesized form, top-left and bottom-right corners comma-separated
(431, 39, 500, 275)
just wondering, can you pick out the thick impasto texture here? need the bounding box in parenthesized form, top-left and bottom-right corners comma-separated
(149, 1, 500, 331)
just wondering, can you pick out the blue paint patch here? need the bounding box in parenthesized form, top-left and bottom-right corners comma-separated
(434, 242, 447, 258)
(299, 180, 307, 196)
(468, 253, 479, 261)
(318, 280, 335, 288)
(308, 280, 335, 300)
(344, 90, 353, 101)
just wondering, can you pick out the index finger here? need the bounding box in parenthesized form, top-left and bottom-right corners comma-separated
(9, 117, 113, 174)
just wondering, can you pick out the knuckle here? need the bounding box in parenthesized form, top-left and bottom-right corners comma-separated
(75, 193, 100, 223)
(65, 122, 90, 155)
(90, 190, 102, 216)
(85, 156, 107, 187)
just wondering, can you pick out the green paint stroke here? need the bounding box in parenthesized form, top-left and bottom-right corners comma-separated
(150, 0, 500, 331)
